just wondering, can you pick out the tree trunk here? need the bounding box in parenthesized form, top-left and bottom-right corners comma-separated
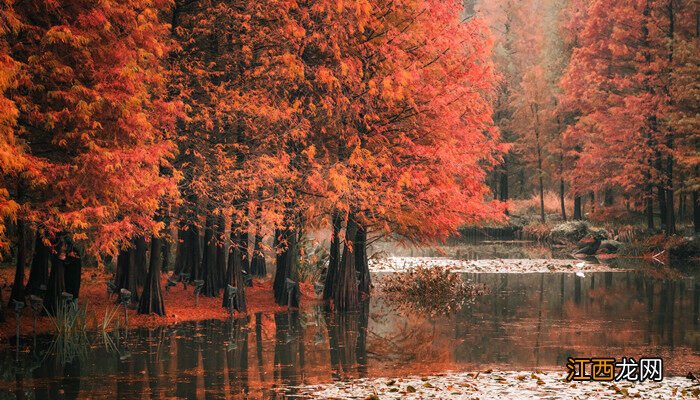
(273, 225, 298, 306)
(216, 214, 228, 289)
(64, 250, 82, 300)
(573, 195, 582, 220)
(138, 236, 166, 316)
(9, 219, 27, 306)
(161, 213, 172, 273)
(250, 231, 266, 278)
(355, 224, 371, 296)
(0, 283, 4, 322)
(646, 188, 655, 231)
(666, 156, 676, 234)
(604, 189, 613, 206)
(201, 214, 220, 297)
(115, 245, 138, 303)
(323, 212, 343, 301)
(559, 178, 567, 221)
(134, 236, 148, 287)
(332, 215, 359, 311)
(240, 227, 249, 280)
(250, 201, 266, 277)
(693, 190, 699, 234)
(538, 175, 545, 222)
(223, 229, 247, 312)
(26, 231, 50, 295)
(44, 247, 66, 315)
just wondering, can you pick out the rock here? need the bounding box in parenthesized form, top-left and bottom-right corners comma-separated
(598, 239, 623, 254)
(667, 236, 700, 260)
(575, 235, 601, 255)
(549, 221, 590, 244)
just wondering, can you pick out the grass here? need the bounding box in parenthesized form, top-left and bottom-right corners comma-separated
(44, 300, 90, 364)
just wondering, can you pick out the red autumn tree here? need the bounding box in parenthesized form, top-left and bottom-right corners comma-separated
(5, 0, 178, 311)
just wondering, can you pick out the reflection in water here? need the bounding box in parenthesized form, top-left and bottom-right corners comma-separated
(0, 270, 699, 399)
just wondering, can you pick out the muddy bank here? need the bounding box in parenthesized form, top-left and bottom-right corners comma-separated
(0, 268, 317, 340)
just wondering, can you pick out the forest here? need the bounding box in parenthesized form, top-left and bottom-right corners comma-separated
(0, 0, 698, 398)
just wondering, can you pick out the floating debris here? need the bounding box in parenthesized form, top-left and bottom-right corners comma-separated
(369, 257, 623, 274)
(292, 370, 698, 399)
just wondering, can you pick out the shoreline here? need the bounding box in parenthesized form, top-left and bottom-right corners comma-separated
(292, 370, 700, 399)
(0, 268, 317, 341)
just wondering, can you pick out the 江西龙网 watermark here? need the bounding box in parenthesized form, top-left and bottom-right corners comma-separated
(566, 357, 663, 382)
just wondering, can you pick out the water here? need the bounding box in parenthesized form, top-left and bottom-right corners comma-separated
(1, 251, 699, 398)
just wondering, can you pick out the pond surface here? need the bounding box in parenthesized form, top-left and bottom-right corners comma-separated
(0, 248, 699, 399)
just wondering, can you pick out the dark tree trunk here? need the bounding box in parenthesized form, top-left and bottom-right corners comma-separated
(559, 178, 567, 221)
(173, 223, 201, 280)
(64, 252, 82, 300)
(332, 215, 359, 311)
(223, 229, 247, 312)
(240, 229, 249, 280)
(9, 219, 27, 305)
(574, 195, 582, 220)
(0, 284, 4, 322)
(161, 213, 172, 273)
(173, 227, 186, 275)
(26, 232, 49, 295)
(355, 224, 371, 296)
(323, 212, 343, 301)
(499, 162, 509, 202)
(604, 189, 613, 206)
(693, 190, 699, 234)
(216, 214, 228, 290)
(666, 156, 676, 234)
(538, 175, 545, 223)
(250, 201, 266, 277)
(658, 184, 668, 231)
(646, 192, 655, 231)
(138, 236, 166, 316)
(44, 251, 66, 315)
(250, 231, 266, 277)
(115, 246, 138, 303)
(134, 236, 148, 287)
(201, 214, 220, 297)
(273, 225, 298, 306)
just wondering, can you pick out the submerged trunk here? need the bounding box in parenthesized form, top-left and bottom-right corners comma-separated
(26, 232, 50, 295)
(201, 214, 220, 297)
(332, 216, 359, 311)
(9, 219, 27, 305)
(138, 236, 166, 316)
(115, 246, 138, 303)
(323, 212, 343, 301)
(355, 224, 371, 296)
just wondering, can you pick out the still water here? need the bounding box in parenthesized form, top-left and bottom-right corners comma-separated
(0, 262, 699, 398)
